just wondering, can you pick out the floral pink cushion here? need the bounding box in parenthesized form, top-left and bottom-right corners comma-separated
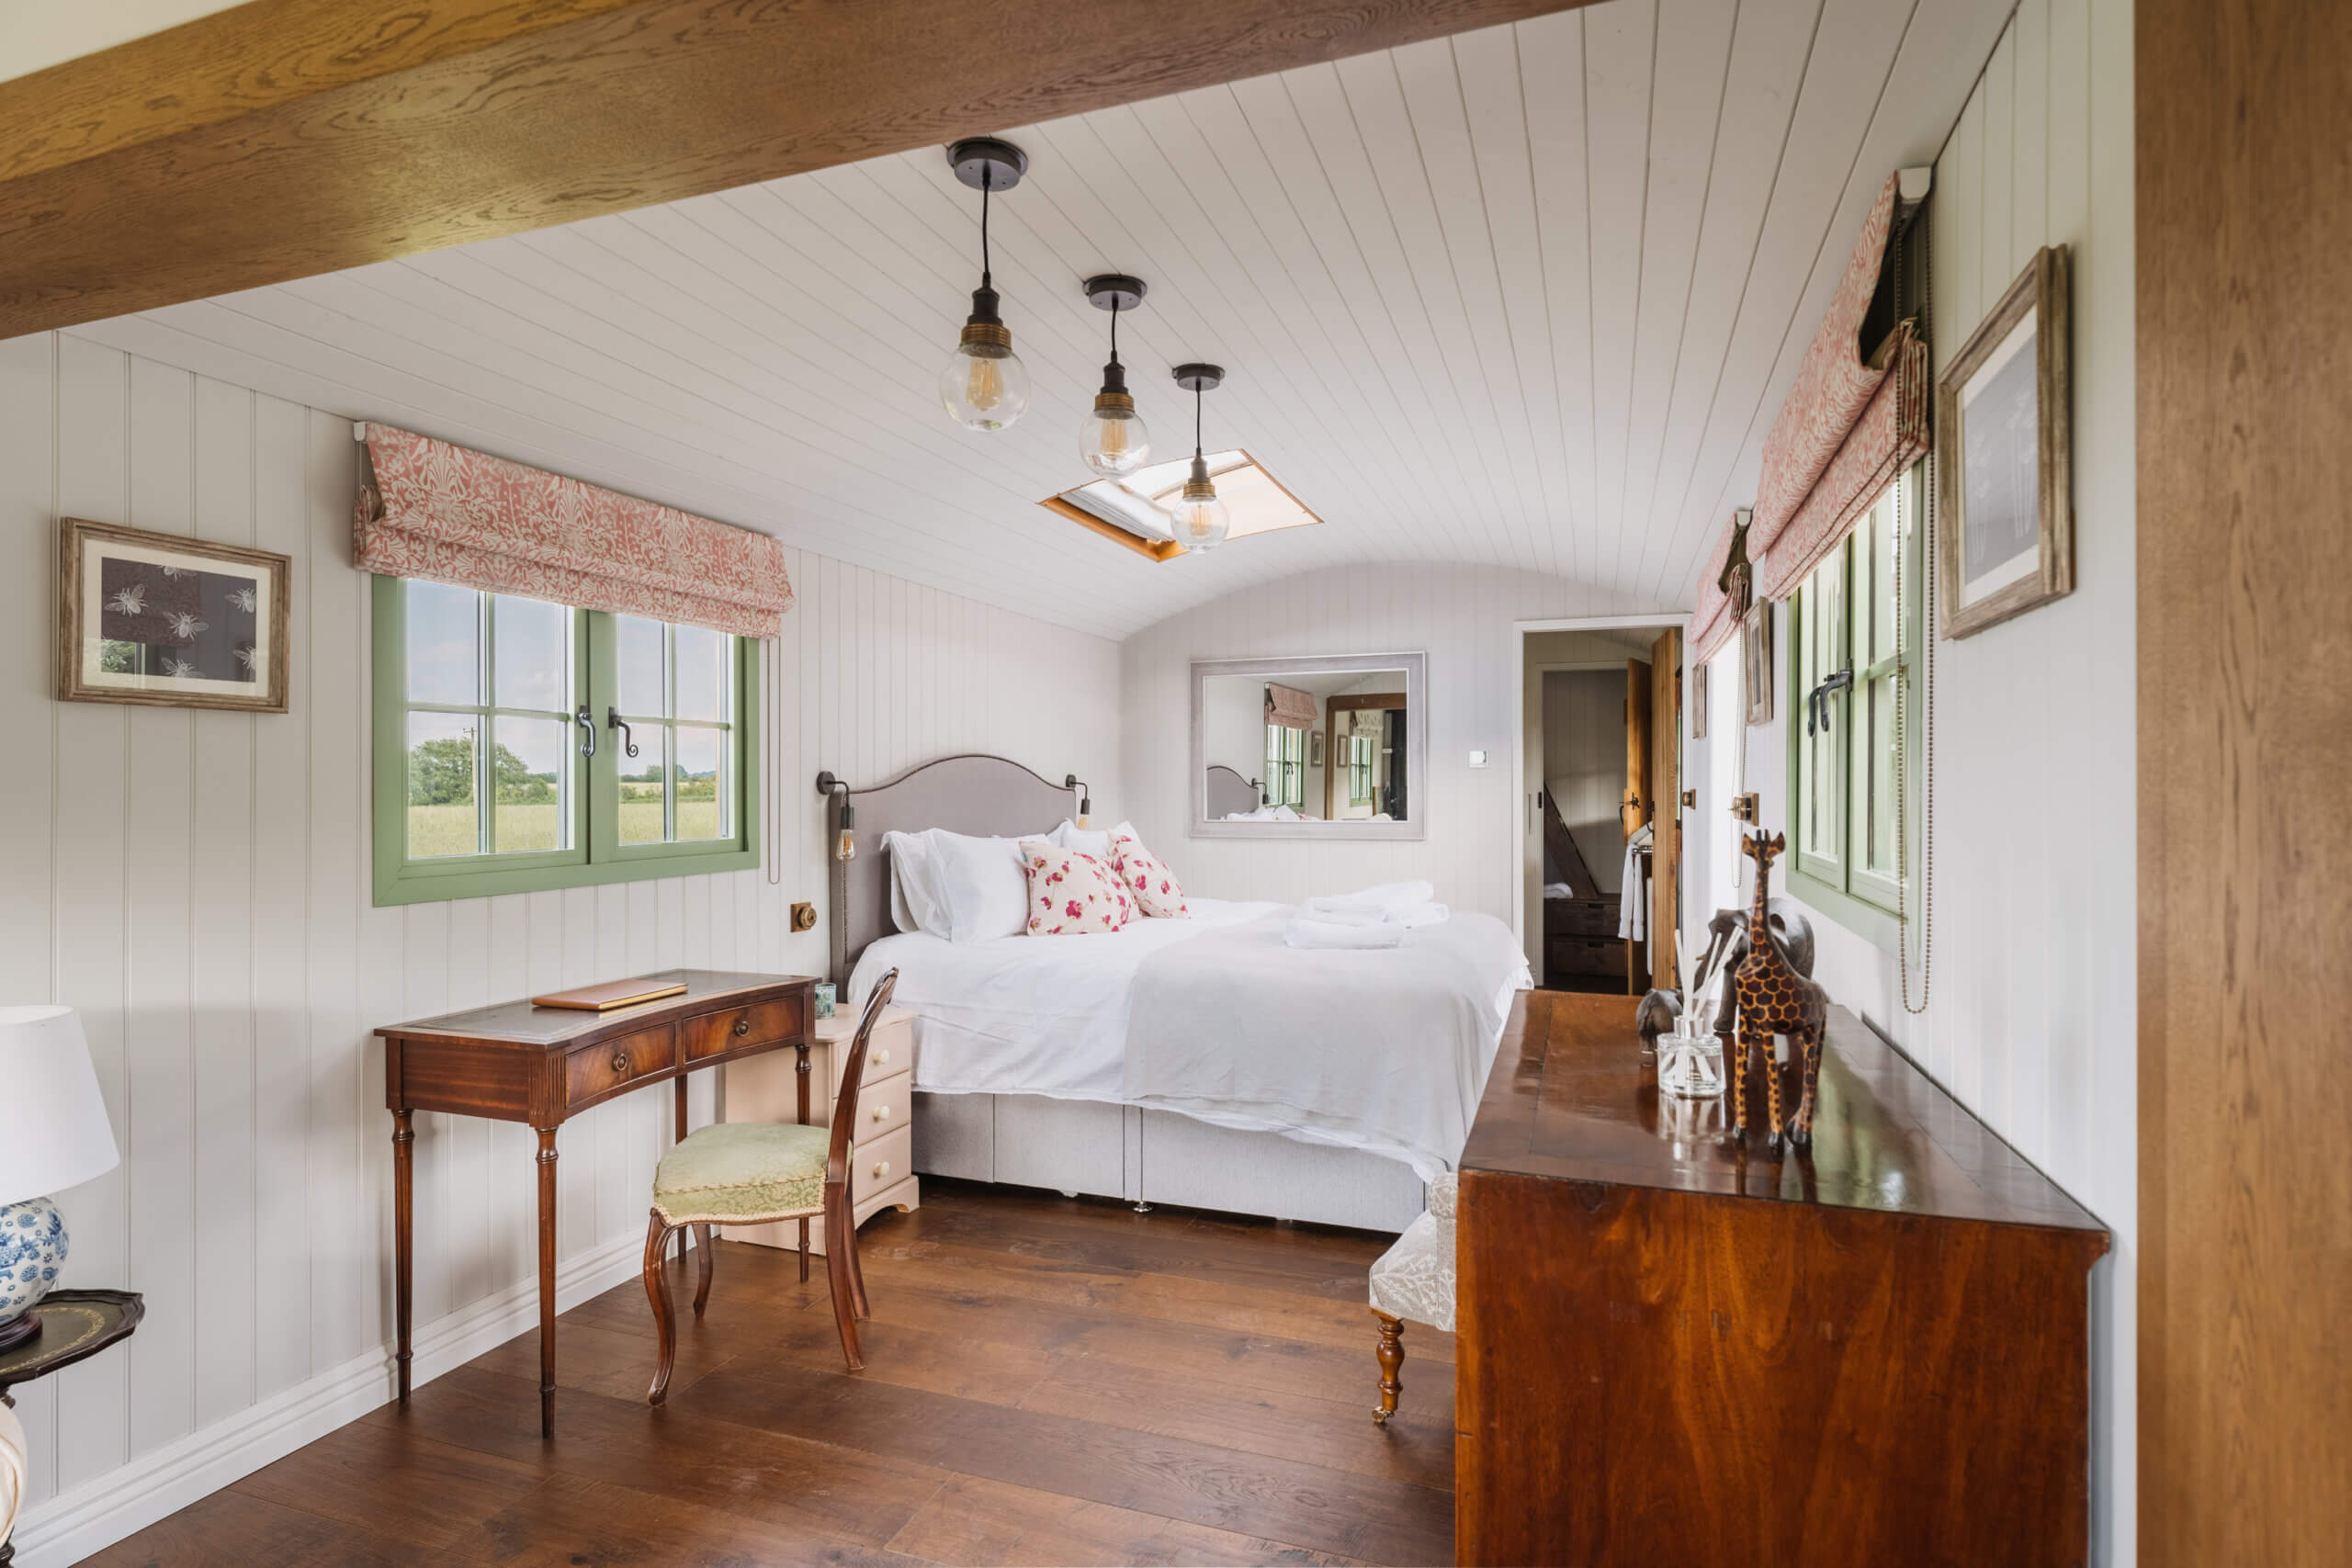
(1016, 840, 1133, 935)
(1109, 831, 1187, 919)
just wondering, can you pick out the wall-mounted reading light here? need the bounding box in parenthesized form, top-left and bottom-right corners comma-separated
(1064, 774, 1092, 831)
(816, 772, 855, 861)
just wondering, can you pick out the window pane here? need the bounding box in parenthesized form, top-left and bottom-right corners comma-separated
(617, 727, 668, 844)
(492, 716, 569, 852)
(616, 615, 665, 717)
(1870, 501, 1899, 664)
(675, 626, 728, 722)
(406, 581, 479, 706)
(1867, 674, 1896, 871)
(494, 594, 567, 712)
(405, 712, 479, 859)
(676, 727, 724, 840)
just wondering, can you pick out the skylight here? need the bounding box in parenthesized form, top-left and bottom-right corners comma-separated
(1041, 449, 1324, 561)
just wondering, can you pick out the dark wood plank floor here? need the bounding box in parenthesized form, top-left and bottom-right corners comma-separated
(89, 1180, 1454, 1567)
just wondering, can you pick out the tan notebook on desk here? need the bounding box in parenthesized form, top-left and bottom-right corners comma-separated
(531, 976, 689, 1011)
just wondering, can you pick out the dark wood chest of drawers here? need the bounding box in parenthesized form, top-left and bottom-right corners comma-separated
(1455, 991, 2109, 1566)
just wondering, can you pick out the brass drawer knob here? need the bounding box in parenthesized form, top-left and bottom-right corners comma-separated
(610, 1049, 631, 1075)
(732, 1016, 751, 1037)
(871, 1104, 889, 1122)
(872, 1160, 890, 1179)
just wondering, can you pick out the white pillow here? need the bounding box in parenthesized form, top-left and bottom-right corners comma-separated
(882, 830, 949, 937)
(923, 829, 1031, 942)
(1048, 818, 1136, 858)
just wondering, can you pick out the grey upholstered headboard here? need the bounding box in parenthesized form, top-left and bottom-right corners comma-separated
(821, 753, 1080, 983)
(1204, 764, 1261, 820)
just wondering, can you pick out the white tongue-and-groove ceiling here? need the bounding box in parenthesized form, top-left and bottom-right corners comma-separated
(65, 0, 2010, 643)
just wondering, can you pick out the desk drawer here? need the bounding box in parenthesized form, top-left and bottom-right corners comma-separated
(685, 993, 805, 1063)
(853, 1124, 912, 1194)
(566, 1022, 677, 1107)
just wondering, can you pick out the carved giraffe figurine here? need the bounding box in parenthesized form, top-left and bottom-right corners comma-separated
(1729, 830, 1830, 1153)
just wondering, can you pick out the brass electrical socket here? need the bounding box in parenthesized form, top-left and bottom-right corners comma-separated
(789, 901, 817, 932)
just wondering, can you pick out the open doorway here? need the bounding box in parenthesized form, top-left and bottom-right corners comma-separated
(1515, 617, 1687, 993)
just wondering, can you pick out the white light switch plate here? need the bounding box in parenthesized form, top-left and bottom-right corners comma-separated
(1468, 750, 1489, 768)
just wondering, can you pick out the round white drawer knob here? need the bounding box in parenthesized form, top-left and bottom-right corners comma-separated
(871, 1104, 889, 1122)
(874, 1048, 890, 1065)
(872, 1160, 890, 1179)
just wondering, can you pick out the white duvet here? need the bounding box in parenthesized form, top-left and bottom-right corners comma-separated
(847, 897, 1531, 1179)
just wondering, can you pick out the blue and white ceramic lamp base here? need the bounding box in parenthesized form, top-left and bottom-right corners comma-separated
(0, 1197, 67, 1351)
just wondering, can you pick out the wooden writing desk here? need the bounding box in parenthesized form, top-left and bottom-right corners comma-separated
(378, 969, 816, 1436)
(1456, 990, 2109, 1565)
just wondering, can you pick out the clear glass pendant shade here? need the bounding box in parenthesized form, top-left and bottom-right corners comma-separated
(941, 344, 1029, 432)
(1170, 490, 1230, 552)
(1080, 403, 1150, 478)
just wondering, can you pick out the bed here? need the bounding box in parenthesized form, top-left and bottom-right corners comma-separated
(821, 754, 1529, 1232)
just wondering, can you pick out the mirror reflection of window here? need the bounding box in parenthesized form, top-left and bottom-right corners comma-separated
(1194, 656, 1422, 834)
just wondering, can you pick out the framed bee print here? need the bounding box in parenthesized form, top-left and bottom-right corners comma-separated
(58, 517, 291, 712)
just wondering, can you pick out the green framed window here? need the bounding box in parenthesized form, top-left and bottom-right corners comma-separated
(1348, 734, 1374, 806)
(372, 576, 758, 905)
(1785, 468, 1921, 934)
(1262, 722, 1306, 808)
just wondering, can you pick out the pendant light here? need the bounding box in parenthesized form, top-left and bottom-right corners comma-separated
(1169, 363, 1230, 553)
(1079, 275, 1150, 477)
(939, 138, 1031, 432)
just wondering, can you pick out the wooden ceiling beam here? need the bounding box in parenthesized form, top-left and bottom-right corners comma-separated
(0, 0, 1594, 338)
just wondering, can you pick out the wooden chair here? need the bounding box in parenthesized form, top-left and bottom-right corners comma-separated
(1367, 1171, 1456, 1424)
(641, 969, 899, 1404)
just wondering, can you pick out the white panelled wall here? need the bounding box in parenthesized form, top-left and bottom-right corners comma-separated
(0, 331, 1117, 1565)
(1685, 0, 2136, 1560)
(1119, 562, 1640, 921)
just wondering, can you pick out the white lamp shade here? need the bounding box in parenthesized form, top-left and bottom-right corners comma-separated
(0, 1006, 119, 1205)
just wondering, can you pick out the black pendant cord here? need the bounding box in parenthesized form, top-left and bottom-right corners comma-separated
(1108, 297, 1120, 367)
(978, 169, 993, 291)
(1194, 382, 1204, 458)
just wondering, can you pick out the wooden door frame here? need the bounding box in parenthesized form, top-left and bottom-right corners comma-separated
(2138, 0, 2349, 1560)
(0, 0, 1600, 338)
(1512, 615, 1690, 969)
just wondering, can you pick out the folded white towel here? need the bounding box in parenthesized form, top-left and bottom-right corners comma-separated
(1305, 880, 1435, 918)
(1303, 906, 1388, 928)
(1283, 918, 1406, 950)
(1387, 901, 1450, 929)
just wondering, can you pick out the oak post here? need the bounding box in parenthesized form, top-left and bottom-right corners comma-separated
(534, 1125, 559, 1438)
(391, 1109, 414, 1404)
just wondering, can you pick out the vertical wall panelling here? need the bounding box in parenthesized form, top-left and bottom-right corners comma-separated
(1684, 5, 2137, 1558)
(4, 333, 1117, 1566)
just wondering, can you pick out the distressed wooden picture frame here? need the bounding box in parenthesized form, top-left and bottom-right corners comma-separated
(1937, 245, 2074, 638)
(58, 516, 291, 712)
(1691, 660, 1710, 739)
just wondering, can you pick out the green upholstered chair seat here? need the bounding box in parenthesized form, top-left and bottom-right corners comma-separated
(652, 1121, 842, 1223)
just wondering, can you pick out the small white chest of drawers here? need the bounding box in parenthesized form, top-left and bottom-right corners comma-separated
(722, 1002, 919, 1254)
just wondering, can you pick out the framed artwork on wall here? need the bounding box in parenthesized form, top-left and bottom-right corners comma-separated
(1937, 244, 2074, 638)
(57, 517, 292, 713)
(1743, 605, 1773, 726)
(1309, 728, 1325, 768)
(1691, 661, 1710, 739)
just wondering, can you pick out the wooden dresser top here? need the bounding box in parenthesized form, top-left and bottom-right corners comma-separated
(376, 969, 815, 1049)
(1464, 990, 2107, 1240)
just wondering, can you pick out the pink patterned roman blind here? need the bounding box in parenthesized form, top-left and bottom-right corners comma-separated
(1725, 173, 1930, 606)
(353, 424, 795, 638)
(1264, 682, 1318, 730)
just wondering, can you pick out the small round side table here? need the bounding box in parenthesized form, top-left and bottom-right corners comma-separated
(0, 1291, 142, 1566)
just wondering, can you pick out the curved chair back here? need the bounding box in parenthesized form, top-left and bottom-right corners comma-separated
(826, 969, 899, 1195)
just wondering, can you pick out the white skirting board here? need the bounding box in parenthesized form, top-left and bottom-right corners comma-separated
(911, 1090, 1428, 1234)
(6, 1228, 659, 1568)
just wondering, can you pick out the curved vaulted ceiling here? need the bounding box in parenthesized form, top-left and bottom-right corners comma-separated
(65, 0, 2011, 642)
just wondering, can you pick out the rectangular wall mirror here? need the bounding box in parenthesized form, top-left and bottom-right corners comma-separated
(1191, 652, 1427, 839)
